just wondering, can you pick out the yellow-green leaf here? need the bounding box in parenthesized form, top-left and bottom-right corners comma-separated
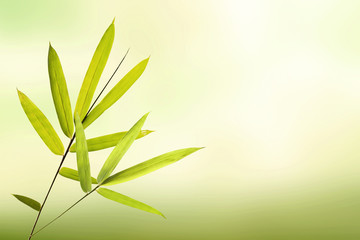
(69, 130, 153, 152)
(17, 90, 64, 155)
(96, 188, 165, 218)
(59, 167, 97, 184)
(83, 58, 149, 129)
(12, 194, 41, 211)
(102, 147, 203, 186)
(97, 113, 149, 184)
(48, 44, 74, 138)
(74, 22, 115, 120)
(74, 113, 92, 192)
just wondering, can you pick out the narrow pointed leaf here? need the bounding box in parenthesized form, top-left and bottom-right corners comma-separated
(48, 44, 74, 138)
(97, 188, 165, 218)
(12, 194, 41, 211)
(83, 58, 149, 129)
(17, 90, 64, 155)
(69, 130, 153, 152)
(97, 113, 149, 183)
(74, 113, 92, 192)
(59, 167, 97, 184)
(103, 147, 203, 186)
(74, 22, 115, 120)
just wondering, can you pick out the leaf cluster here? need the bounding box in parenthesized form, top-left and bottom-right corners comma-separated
(13, 20, 202, 230)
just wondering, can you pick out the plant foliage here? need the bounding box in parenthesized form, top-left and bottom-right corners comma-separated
(14, 20, 203, 238)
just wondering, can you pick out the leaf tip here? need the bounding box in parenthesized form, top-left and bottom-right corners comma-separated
(11, 194, 20, 201)
(112, 17, 115, 24)
(11, 194, 20, 199)
(144, 57, 150, 64)
(188, 147, 205, 155)
(16, 89, 24, 98)
(193, 147, 205, 152)
(48, 42, 56, 54)
(141, 112, 150, 121)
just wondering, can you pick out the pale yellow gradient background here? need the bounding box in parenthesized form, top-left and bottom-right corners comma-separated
(2, 0, 360, 239)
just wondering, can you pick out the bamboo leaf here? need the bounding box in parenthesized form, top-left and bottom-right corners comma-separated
(69, 130, 153, 152)
(96, 188, 165, 218)
(12, 194, 41, 211)
(102, 147, 203, 186)
(83, 58, 149, 129)
(74, 21, 115, 120)
(48, 43, 74, 138)
(97, 113, 149, 183)
(17, 90, 64, 155)
(74, 113, 92, 192)
(59, 167, 97, 184)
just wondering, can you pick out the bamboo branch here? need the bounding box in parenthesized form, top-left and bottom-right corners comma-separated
(28, 50, 129, 239)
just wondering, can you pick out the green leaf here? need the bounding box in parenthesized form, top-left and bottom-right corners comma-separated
(97, 113, 149, 183)
(48, 44, 74, 138)
(12, 194, 41, 211)
(74, 113, 92, 192)
(96, 188, 165, 218)
(69, 130, 153, 152)
(83, 58, 149, 129)
(17, 90, 64, 155)
(102, 147, 203, 186)
(59, 167, 97, 184)
(74, 21, 115, 120)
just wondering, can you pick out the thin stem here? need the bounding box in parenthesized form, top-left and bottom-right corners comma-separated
(28, 50, 129, 239)
(28, 135, 75, 240)
(86, 48, 130, 117)
(31, 186, 100, 237)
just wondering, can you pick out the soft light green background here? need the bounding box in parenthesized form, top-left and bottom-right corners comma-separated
(2, 0, 360, 239)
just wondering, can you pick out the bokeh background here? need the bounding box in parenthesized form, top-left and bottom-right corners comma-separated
(1, 0, 360, 239)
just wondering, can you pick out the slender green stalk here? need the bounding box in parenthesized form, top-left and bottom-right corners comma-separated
(31, 185, 100, 237)
(28, 50, 129, 239)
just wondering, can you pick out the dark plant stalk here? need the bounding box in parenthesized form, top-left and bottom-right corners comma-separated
(87, 48, 130, 114)
(31, 185, 101, 237)
(28, 50, 129, 240)
(28, 135, 75, 240)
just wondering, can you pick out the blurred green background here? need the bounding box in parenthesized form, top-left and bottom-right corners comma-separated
(2, 0, 360, 239)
